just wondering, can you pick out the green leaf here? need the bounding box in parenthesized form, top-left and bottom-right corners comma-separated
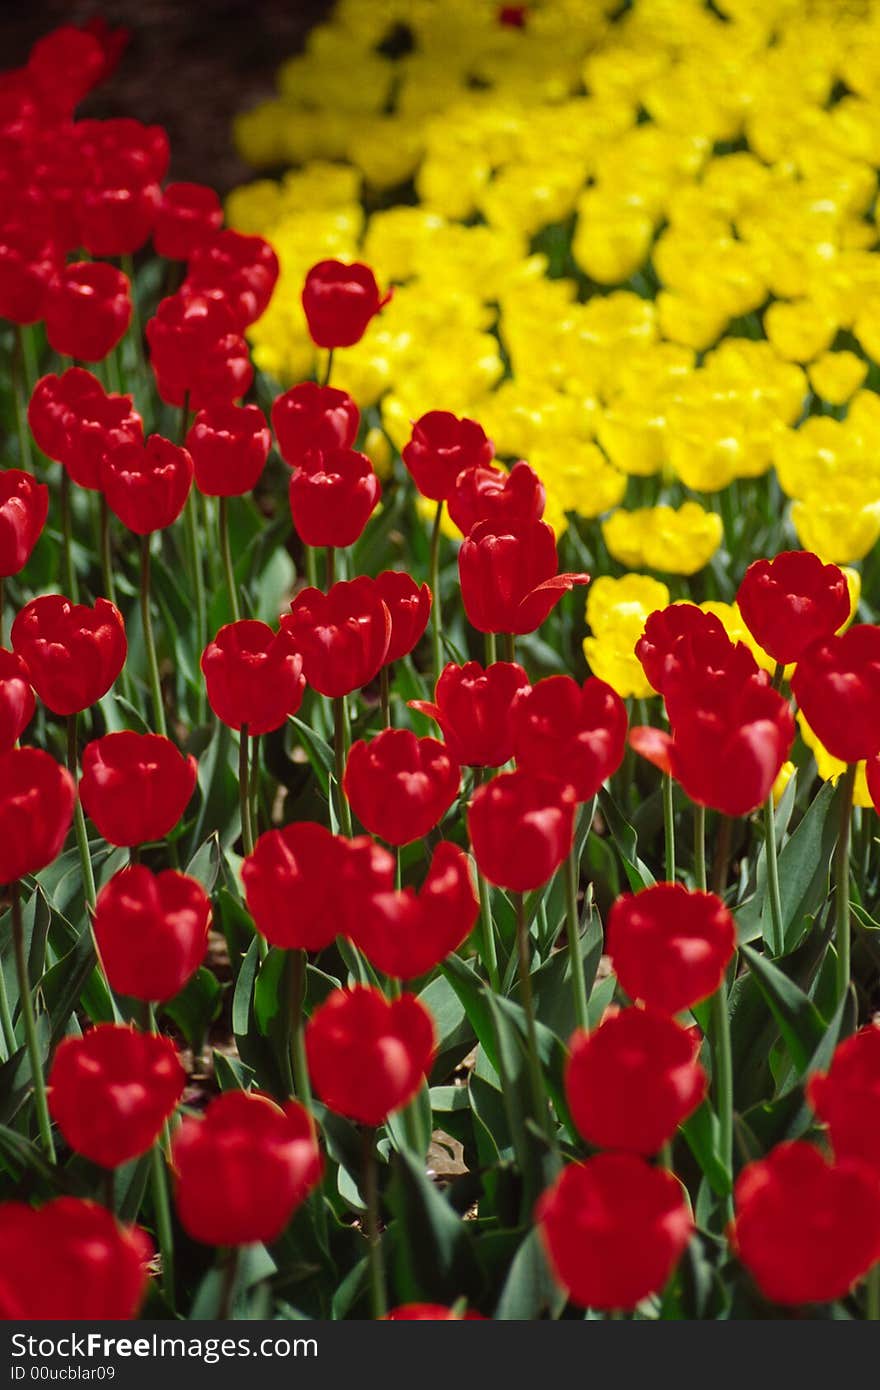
(597, 788, 656, 891)
(680, 1102, 731, 1197)
(740, 943, 827, 1076)
(494, 1228, 566, 1320)
(763, 781, 837, 953)
(387, 1148, 481, 1304)
(162, 967, 222, 1052)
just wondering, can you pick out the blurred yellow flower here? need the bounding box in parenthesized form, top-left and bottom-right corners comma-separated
(602, 502, 723, 575)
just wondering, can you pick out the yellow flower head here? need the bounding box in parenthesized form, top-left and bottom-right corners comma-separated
(603, 502, 723, 575)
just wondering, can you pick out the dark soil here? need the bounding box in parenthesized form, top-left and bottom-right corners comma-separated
(4, 0, 333, 192)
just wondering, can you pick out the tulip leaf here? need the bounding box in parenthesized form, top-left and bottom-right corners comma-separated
(162, 966, 222, 1052)
(740, 943, 828, 1076)
(494, 1227, 566, 1321)
(762, 780, 837, 953)
(597, 788, 656, 891)
(386, 1148, 481, 1305)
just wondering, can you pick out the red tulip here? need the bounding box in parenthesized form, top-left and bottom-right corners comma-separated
(344, 728, 460, 846)
(172, 1091, 322, 1246)
(79, 181, 161, 260)
(791, 625, 880, 764)
(459, 519, 589, 634)
(511, 675, 627, 802)
(468, 769, 575, 891)
(566, 1008, 707, 1154)
(102, 434, 193, 534)
(537, 1154, 693, 1311)
(375, 570, 432, 663)
(12, 594, 126, 716)
(350, 841, 479, 979)
(281, 577, 391, 698)
(271, 381, 359, 467)
(0, 218, 61, 324)
(0, 747, 75, 883)
(49, 1024, 185, 1169)
(93, 865, 210, 1002)
(75, 117, 170, 188)
(0, 649, 35, 752)
(306, 985, 435, 1125)
(448, 458, 545, 536)
(153, 181, 223, 260)
(607, 882, 736, 1016)
(26, 27, 106, 116)
(737, 550, 850, 665)
(289, 447, 380, 547)
(185, 230, 279, 330)
(410, 660, 530, 768)
(733, 1141, 880, 1305)
(0, 468, 48, 575)
(186, 402, 270, 497)
(337, 834, 396, 939)
(28, 369, 143, 490)
(242, 822, 345, 951)
(385, 1305, 486, 1320)
(44, 260, 131, 363)
(301, 259, 390, 349)
(402, 411, 494, 502)
(146, 290, 252, 410)
(201, 620, 305, 734)
(808, 1024, 880, 1172)
(0, 1198, 152, 1320)
(79, 731, 197, 847)
(635, 604, 740, 697)
(629, 673, 794, 818)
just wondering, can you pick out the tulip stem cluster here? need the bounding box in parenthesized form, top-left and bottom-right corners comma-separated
(662, 773, 675, 882)
(333, 697, 353, 837)
(238, 725, 255, 857)
(763, 794, 784, 955)
(362, 1127, 387, 1320)
(835, 763, 858, 1005)
(10, 882, 56, 1161)
(139, 535, 167, 738)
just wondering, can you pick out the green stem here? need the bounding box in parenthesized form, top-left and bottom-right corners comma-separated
(835, 763, 857, 1004)
(514, 893, 554, 1147)
(710, 980, 734, 1221)
(429, 501, 444, 681)
(67, 715, 96, 910)
(484, 631, 497, 665)
(693, 802, 707, 892)
(249, 733, 261, 841)
(140, 534, 167, 737)
(61, 471, 78, 601)
(150, 1142, 175, 1308)
(867, 1263, 880, 1321)
(305, 544, 318, 590)
(503, 631, 516, 664)
(239, 724, 254, 856)
(763, 793, 784, 955)
(218, 1246, 239, 1321)
(379, 664, 391, 728)
(564, 845, 589, 1034)
(321, 348, 334, 388)
(333, 698, 353, 836)
(362, 1127, 387, 1319)
(0, 949, 16, 1059)
(663, 772, 675, 882)
(288, 948, 313, 1111)
(219, 496, 240, 622)
(326, 545, 336, 590)
(11, 883, 55, 1160)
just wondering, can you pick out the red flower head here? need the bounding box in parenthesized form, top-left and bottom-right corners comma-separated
(271, 381, 359, 467)
(375, 570, 432, 663)
(0, 1198, 152, 1320)
(243, 822, 345, 951)
(630, 673, 795, 818)
(737, 550, 850, 666)
(26, 27, 107, 117)
(565, 1008, 707, 1155)
(79, 731, 197, 847)
(201, 619, 305, 735)
(12, 594, 126, 716)
(468, 769, 575, 891)
(791, 625, 880, 764)
(81, 18, 131, 85)
(607, 882, 736, 1016)
(102, 434, 193, 534)
(154, 182, 223, 261)
(732, 1141, 880, 1305)
(338, 834, 396, 939)
(807, 1024, 880, 1172)
(0, 649, 35, 752)
(0, 469, 48, 576)
(79, 182, 161, 260)
(351, 841, 479, 980)
(172, 1091, 322, 1247)
(282, 577, 391, 698)
(385, 1305, 486, 1320)
(448, 458, 545, 537)
(344, 728, 460, 846)
(185, 229, 279, 330)
(537, 1154, 693, 1311)
(0, 747, 75, 883)
(302, 259, 390, 349)
(28, 368, 142, 490)
(289, 447, 380, 547)
(402, 411, 494, 503)
(44, 261, 131, 363)
(146, 291, 252, 410)
(635, 604, 736, 697)
(511, 674, 627, 802)
(93, 865, 210, 1003)
(76, 118, 169, 191)
(410, 660, 530, 768)
(306, 985, 435, 1125)
(186, 402, 270, 497)
(49, 1024, 184, 1169)
(0, 218, 62, 324)
(459, 519, 590, 635)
